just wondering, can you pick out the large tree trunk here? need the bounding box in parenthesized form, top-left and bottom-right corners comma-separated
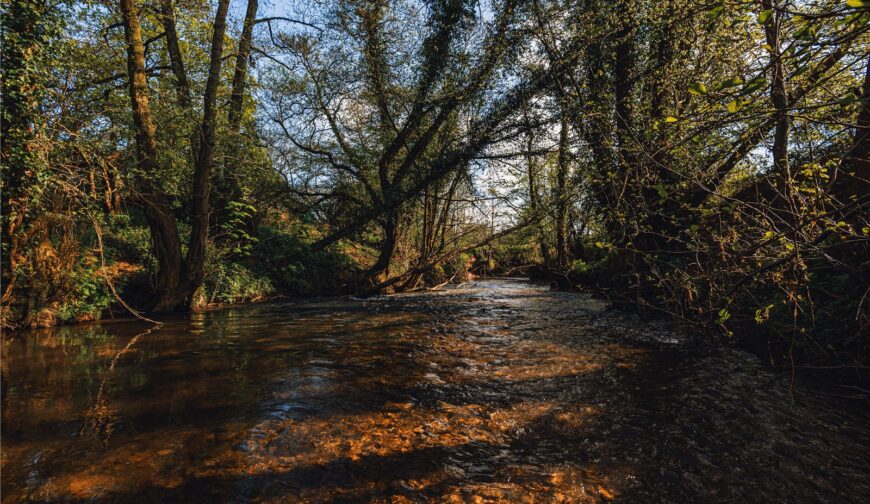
(555, 111, 571, 270)
(121, 0, 231, 312)
(522, 106, 551, 267)
(223, 0, 258, 205)
(370, 215, 399, 290)
(842, 54, 870, 200)
(228, 0, 258, 133)
(1, 0, 51, 306)
(119, 0, 185, 310)
(581, 19, 615, 210)
(761, 0, 791, 190)
(159, 0, 191, 109)
(182, 0, 232, 304)
(613, 6, 637, 178)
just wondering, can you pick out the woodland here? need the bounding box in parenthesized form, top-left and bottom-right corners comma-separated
(2, 0, 869, 377)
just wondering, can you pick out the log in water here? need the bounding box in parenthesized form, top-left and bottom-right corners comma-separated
(2, 279, 869, 502)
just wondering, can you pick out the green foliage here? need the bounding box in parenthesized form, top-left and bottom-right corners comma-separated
(570, 259, 590, 274)
(716, 76, 744, 91)
(56, 260, 115, 323)
(201, 261, 275, 305)
(221, 201, 259, 256)
(687, 82, 707, 95)
(253, 225, 362, 295)
(103, 218, 156, 270)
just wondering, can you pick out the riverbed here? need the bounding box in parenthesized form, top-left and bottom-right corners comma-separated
(2, 279, 868, 502)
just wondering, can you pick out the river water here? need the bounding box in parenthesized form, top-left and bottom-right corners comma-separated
(2, 279, 869, 502)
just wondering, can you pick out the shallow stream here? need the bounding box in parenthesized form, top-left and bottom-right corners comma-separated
(3, 279, 868, 502)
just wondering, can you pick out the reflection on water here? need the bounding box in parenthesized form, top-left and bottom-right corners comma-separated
(2, 279, 869, 502)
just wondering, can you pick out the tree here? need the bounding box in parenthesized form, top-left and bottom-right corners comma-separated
(0, 0, 61, 321)
(267, 0, 560, 289)
(119, 0, 231, 311)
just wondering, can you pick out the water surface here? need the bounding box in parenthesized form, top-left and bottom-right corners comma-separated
(3, 279, 869, 502)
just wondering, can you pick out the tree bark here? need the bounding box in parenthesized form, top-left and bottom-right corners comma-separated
(555, 110, 571, 270)
(842, 54, 870, 200)
(183, 0, 232, 303)
(614, 5, 637, 176)
(222, 0, 258, 205)
(119, 0, 185, 309)
(580, 15, 615, 209)
(0, 0, 51, 306)
(120, 0, 231, 312)
(159, 0, 191, 109)
(761, 0, 790, 190)
(228, 0, 258, 133)
(522, 103, 551, 267)
(370, 215, 399, 290)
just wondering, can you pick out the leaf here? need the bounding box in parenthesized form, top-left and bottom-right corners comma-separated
(708, 4, 725, 19)
(844, 12, 864, 24)
(794, 23, 816, 41)
(755, 304, 774, 324)
(839, 94, 859, 107)
(664, 116, 679, 123)
(791, 63, 811, 78)
(726, 99, 742, 113)
(846, 0, 868, 8)
(741, 75, 767, 95)
(716, 76, 744, 91)
(757, 9, 772, 24)
(688, 82, 708, 95)
(655, 184, 668, 198)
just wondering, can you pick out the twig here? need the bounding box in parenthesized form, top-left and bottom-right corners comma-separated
(90, 214, 162, 325)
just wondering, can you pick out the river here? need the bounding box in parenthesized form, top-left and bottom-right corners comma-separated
(2, 279, 869, 502)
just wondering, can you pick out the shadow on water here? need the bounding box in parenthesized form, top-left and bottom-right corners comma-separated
(2, 279, 869, 503)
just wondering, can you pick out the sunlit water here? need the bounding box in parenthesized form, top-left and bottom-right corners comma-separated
(2, 279, 869, 502)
